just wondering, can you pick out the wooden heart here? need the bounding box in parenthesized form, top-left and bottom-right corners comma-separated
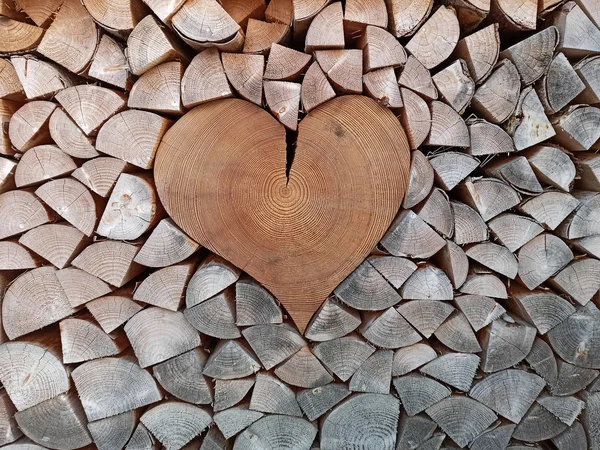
(154, 95, 410, 332)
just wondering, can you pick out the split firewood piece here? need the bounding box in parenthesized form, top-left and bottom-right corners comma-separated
(0, 0, 27, 20)
(124, 423, 157, 450)
(380, 210, 446, 259)
(343, 0, 388, 34)
(454, 294, 505, 331)
(553, 105, 600, 151)
(402, 150, 433, 208)
(35, 179, 100, 237)
(185, 254, 240, 307)
(125, 307, 200, 367)
(242, 323, 306, 369)
(470, 369, 545, 423)
(401, 265, 453, 300)
(37, 0, 99, 74)
(141, 0, 185, 25)
(536, 53, 585, 114)
(538, 396, 585, 426)
(56, 85, 126, 135)
(48, 108, 98, 159)
(203, 340, 261, 380)
(582, 392, 600, 450)
(349, 349, 392, 394)
(429, 151, 479, 190)
(96, 173, 163, 240)
(8, 100, 55, 152)
(397, 413, 438, 450)
(432, 59, 475, 113)
(264, 80, 301, 130)
(275, 346, 334, 388)
(235, 278, 282, 326)
(72, 158, 127, 199)
(490, 0, 536, 30)
(88, 35, 132, 90)
(480, 317, 536, 372)
(398, 55, 437, 100)
(85, 292, 142, 334)
(487, 213, 543, 252)
(363, 67, 403, 108)
(549, 2, 600, 57)
(60, 316, 128, 364)
(19, 223, 88, 269)
(526, 337, 558, 386)
(140, 401, 212, 450)
(0, 190, 54, 240)
(393, 374, 451, 416)
(399, 88, 432, 150)
(15, 145, 76, 188)
(433, 240, 469, 288)
(0, 240, 41, 270)
(398, 300, 455, 338)
(88, 410, 137, 450)
(513, 404, 569, 442)
(420, 352, 480, 391)
(387, 0, 433, 37)
(526, 145, 575, 192)
(414, 188, 453, 238)
(126, 15, 189, 76)
(558, 191, 600, 239)
(264, 44, 311, 81)
(574, 56, 600, 103)
(450, 201, 488, 245)
(519, 191, 579, 230)
(237, 415, 317, 449)
(465, 242, 517, 279)
(552, 422, 588, 450)
(406, 6, 460, 70)
(360, 307, 422, 349)
(392, 343, 437, 376)
(0, 390, 21, 446)
(134, 260, 195, 311)
(460, 273, 507, 298)
(181, 48, 232, 108)
(14, 390, 93, 450)
(0, 59, 24, 100)
(456, 178, 521, 221)
(425, 396, 497, 448)
(0, 330, 69, 410)
(214, 404, 264, 439)
(81, 0, 147, 35)
(517, 234, 574, 290)
(550, 257, 600, 305)
(469, 424, 516, 450)
(184, 288, 241, 339)
(56, 267, 112, 308)
(470, 59, 520, 124)
(134, 220, 198, 268)
(424, 101, 469, 147)
(300, 60, 336, 112)
(222, 53, 264, 106)
(72, 241, 144, 287)
(357, 25, 406, 72)
(264, 0, 292, 25)
(575, 153, 600, 189)
(0, 100, 20, 156)
(243, 19, 290, 54)
(171, 0, 240, 46)
(213, 377, 255, 411)
(250, 372, 302, 416)
(315, 49, 363, 94)
(72, 355, 162, 422)
(0, 19, 44, 55)
(321, 394, 399, 449)
(484, 156, 542, 194)
(454, 24, 499, 83)
(220, 0, 266, 29)
(313, 335, 375, 381)
(0, 156, 16, 194)
(297, 383, 350, 421)
(555, 360, 599, 395)
(571, 236, 600, 260)
(128, 61, 184, 115)
(153, 348, 213, 405)
(304, 297, 361, 341)
(304, 2, 345, 54)
(434, 310, 481, 353)
(13, 0, 62, 27)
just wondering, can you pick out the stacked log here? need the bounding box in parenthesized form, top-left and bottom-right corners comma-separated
(1, 0, 600, 449)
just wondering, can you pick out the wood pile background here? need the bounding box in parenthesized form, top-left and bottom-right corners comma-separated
(1, 0, 600, 449)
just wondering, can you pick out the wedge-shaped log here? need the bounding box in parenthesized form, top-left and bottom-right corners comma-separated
(8, 100, 55, 152)
(87, 411, 136, 450)
(81, 0, 146, 34)
(490, 0, 536, 30)
(10, 57, 73, 101)
(549, 2, 600, 57)
(517, 234, 573, 290)
(222, 53, 264, 106)
(508, 285, 575, 334)
(434, 311, 481, 353)
(553, 106, 600, 151)
(424, 101, 470, 147)
(537, 53, 585, 114)
(315, 49, 363, 94)
(368, 255, 416, 289)
(553, 360, 598, 395)
(460, 273, 507, 299)
(172, 0, 240, 47)
(456, 177, 520, 221)
(454, 24, 500, 83)
(242, 323, 306, 370)
(181, 48, 232, 108)
(213, 377, 255, 412)
(392, 343, 437, 376)
(507, 87, 556, 151)
(526, 338, 558, 386)
(480, 317, 536, 372)
(0, 389, 21, 446)
(304, 297, 361, 341)
(468, 424, 515, 450)
(537, 395, 585, 426)
(300, 61, 336, 112)
(243, 19, 290, 54)
(234, 415, 317, 450)
(380, 210, 446, 259)
(128, 62, 184, 115)
(214, 404, 263, 440)
(550, 257, 600, 305)
(484, 156, 542, 194)
(275, 346, 334, 388)
(72, 241, 144, 287)
(394, 375, 451, 416)
(399, 88, 432, 150)
(202, 340, 261, 380)
(396, 413, 437, 450)
(250, 373, 302, 417)
(420, 353, 480, 391)
(398, 56, 437, 100)
(89, 36, 132, 90)
(466, 118, 515, 155)
(16, 144, 76, 190)
(363, 67, 403, 108)
(397, 300, 455, 338)
(429, 151, 479, 191)
(400, 265, 453, 301)
(186, 254, 240, 307)
(264, 80, 301, 130)
(358, 25, 406, 72)
(465, 242, 518, 279)
(48, 108, 98, 159)
(487, 213, 543, 252)
(512, 402, 568, 442)
(86, 293, 142, 334)
(184, 288, 241, 339)
(432, 59, 475, 113)
(557, 191, 600, 239)
(297, 384, 350, 421)
(360, 307, 422, 349)
(264, 44, 312, 81)
(402, 150, 433, 209)
(349, 350, 392, 394)
(58, 266, 114, 309)
(134, 260, 195, 311)
(451, 201, 488, 245)
(0, 241, 41, 270)
(235, 278, 282, 326)
(304, 2, 344, 53)
(313, 335, 375, 381)
(471, 59, 520, 124)
(454, 294, 505, 331)
(60, 317, 128, 364)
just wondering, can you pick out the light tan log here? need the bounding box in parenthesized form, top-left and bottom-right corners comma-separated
(71, 159, 127, 199)
(8, 100, 55, 152)
(222, 53, 264, 106)
(297, 384, 350, 421)
(172, 0, 240, 47)
(398, 300, 455, 338)
(313, 335, 375, 381)
(526, 145, 575, 191)
(303, 2, 344, 53)
(221, 0, 266, 28)
(424, 100, 469, 147)
(14, 145, 75, 188)
(363, 67, 403, 108)
(11, 55, 76, 100)
(88, 35, 132, 90)
(235, 278, 282, 326)
(490, 0, 536, 30)
(433, 240, 469, 288)
(343, 0, 388, 33)
(487, 213, 543, 252)
(56, 267, 112, 308)
(275, 346, 334, 388)
(398, 55, 437, 100)
(0, 99, 20, 156)
(392, 343, 437, 376)
(393, 374, 451, 416)
(72, 240, 144, 287)
(517, 233, 573, 290)
(133, 219, 197, 268)
(574, 56, 600, 104)
(300, 60, 336, 112)
(242, 323, 306, 369)
(480, 317, 536, 372)
(213, 377, 255, 411)
(315, 49, 363, 94)
(400, 264, 453, 300)
(421, 352, 480, 391)
(19, 223, 88, 269)
(81, 0, 147, 35)
(434, 310, 481, 353)
(250, 372, 302, 416)
(549, 2, 600, 57)
(402, 150, 433, 208)
(236, 414, 317, 449)
(470, 59, 520, 124)
(185, 254, 240, 307)
(519, 191, 579, 230)
(213, 404, 263, 440)
(128, 61, 184, 115)
(380, 210, 446, 258)
(264, 43, 311, 81)
(88, 410, 136, 450)
(357, 25, 406, 72)
(550, 257, 600, 305)
(72, 355, 162, 422)
(454, 24, 499, 83)
(450, 200, 488, 245)
(360, 307, 422, 349)
(429, 151, 479, 190)
(184, 288, 240, 338)
(432, 59, 474, 113)
(134, 260, 195, 311)
(60, 316, 128, 364)
(0, 58, 24, 100)
(12, 0, 62, 26)
(0, 389, 22, 446)
(0, 240, 41, 270)
(553, 106, 600, 151)
(0, 19, 44, 55)
(399, 88, 431, 151)
(304, 297, 361, 341)
(86, 292, 142, 334)
(387, 0, 433, 37)
(141, 0, 186, 24)
(181, 48, 232, 108)
(48, 108, 98, 160)
(456, 177, 521, 221)
(0, 156, 15, 194)
(467, 121, 515, 158)
(460, 273, 507, 298)
(202, 340, 261, 379)
(414, 188, 453, 238)
(264, 0, 293, 24)
(264, 80, 301, 130)
(571, 235, 600, 260)
(243, 19, 290, 54)
(537, 53, 585, 114)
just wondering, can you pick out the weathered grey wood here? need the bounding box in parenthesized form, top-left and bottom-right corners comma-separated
(313, 335, 375, 381)
(451, 201, 489, 245)
(549, 257, 600, 306)
(367, 255, 417, 290)
(454, 24, 500, 83)
(470, 59, 520, 124)
(349, 350, 393, 394)
(186, 254, 241, 308)
(403, 150, 435, 209)
(484, 156, 543, 195)
(153, 348, 213, 405)
(133, 260, 195, 311)
(429, 152, 479, 191)
(468, 424, 515, 450)
(380, 210, 446, 259)
(304, 297, 361, 341)
(459, 273, 507, 299)
(235, 278, 282, 326)
(88, 411, 136, 450)
(203, 340, 261, 380)
(434, 311, 482, 353)
(454, 295, 505, 331)
(417, 433, 445, 450)
(487, 213, 543, 252)
(525, 145, 576, 192)
(553, 360, 599, 395)
(414, 189, 454, 239)
(469, 369, 545, 423)
(213, 377, 255, 412)
(60, 316, 128, 364)
(525, 338, 558, 386)
(512, 402, 568, 442)
(397, 301, 455, 338)
(124, 423, 158, 450)
(581, 391, 600, 450)
(557, 191, 600, 239)
(465, 242, 517, 279)
(234, 415, 317, 450)
(250, 373, 302, 417)
(480, 317, 536, 372)
(433, 240, 469, 289)
(424, 101, 470, 147)
(242, 324, 306, 370)
(200, 427, 230, 450)
(184, 288, 240, 339)
(360, 307, 422, 349)
(537, 395, 585, 426)
(537, 52, 585, 114)
(432, 59, 475, 113)
(549, 1, 600, 57)
(420, 353, 480, 391)
(297, 384, 351, 421)
(506, 87, 556, 151)
(574, 55, 600, 104)
(401, 265, 453, 301)
(519, 191, 579, 230)
(394, 374, 451, 416)
(456, 178, 521, 221)
(392, 343, 438, 377)
(274, 346, 334, 388)
(0, 389, 22, 446)
(214, 404, 264, 439)
(553, 106, 600, 152)
(86, 292, 143, 334)
(466, 118, 515, 156)
(321, 394, 399, 450)
(1, 438, 53, 450)
(517, 234, 574, 290)
(396, 413, 438, 450)
(426, 396, 497, 448)
(572, 235, 600, 259)
(55, 267, 112, 309)
(552, 421, 588, 450)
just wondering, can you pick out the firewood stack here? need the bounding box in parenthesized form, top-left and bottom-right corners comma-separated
(1, 0, 600, 448)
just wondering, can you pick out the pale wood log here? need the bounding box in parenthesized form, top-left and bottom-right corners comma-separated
(558, 191, 600, 239)
(512, 402, 568, 441)
(222, 53, 263, 106)
(536, 53, 585, 114)
(128, 61, 184, 115)
(451, 201, 488, 245)
(72, 159, 127, 199)
(525, 145, 575, 191)
(367, 255, 416, 290)
(213, 377, 255, 411)
(553, 360, 599, 395)
(172, 0, 240, 46)
(519, 192, 578, 230)
(313, 335, 375, 381)
(397, 300, 455, 338)
(466, 119, 515, 157)
(140, 401, 212, 450)
(275, 346, 334, 388)
(360, 307, 422, 349)
(88, 410, 137, 450)
(572, 235, 600, 260)
(197, 428, 228, 450)
(432, 59, 475, 113)
(429, 151, 479, 191)
(490, 0, 536, 30)
(0, 156, 16, 194)
(125, 423, 158, 450)
(386, 0, 432, 37)
(264, 43, 311, 81)
(394, 374, 451, 416)
(186, 254, 240, 307)
(508, 285, 575, 334)
(81, 0, 147, 35)
(48, 108, 98, 159)
(263, 0, 292, 25)
(575, 153, 600, 191)
(8, 100, 55, 152)
(13, 0, 62, 26)
(0, 19, 44, 55)
(302, 2, 343, 53)
(538, 395, 584, 426)
(399, 88, 432, 150)
(19, 223, 89, 269)
(550, 257, 600, 305)
(348, 349, 392, 394)
(426, 396, 497, 448)
(88, 35, 132, 90)
(0, 0, 27, 20)
(0, 58, 24, 100)
(343, 0, 388, 34)
(235, 278, 282, 326)
(184, 288, 240, 339)
(181, 48, 232, 107)
(456, 177, 521, 221)
(235, 414, 316, 449)
(60, 316, 128, 364)
(243, 19, 290, 54)
(401, 264, 453, 300)
(202, 340, 261, 380)
(300, 60, 336, 112)
(553, 105, 600, 151)
(14, 145, 75, 188)
(141, 0, 185, 24)
(56, 267, 112, 308)
(465, 242, 517, 279)
(14, 390, 92, 450)
(0, 271, 19, 339)
(424, 100, 469, 147)
(470, 60, 520, 124)
(314, 49, 363, 94)
(469, 369, 545, 423)
(264, 80, 301, 130)
(134, 220, 198, 269)
(459, 273, 507, 298)
(398, 56, 437, 100)
(517, 233, 573, 290)
(242, 323, 306, 370)
(72, 355, 162, 421)
(552, 421, 589, 450)
(434, 310, 481, 353)
(0, 99, 20, 156)
(549, 2, 600, 57)
(454, 294, 505, 331)
(526, 337, 558, 386)
(250, 372, 302, 417)
(363, 67, 403, 108)
(582, 391, 600, 450)
(574, 55, 600, 104)
(454, 24, 499, 83)
(403, 150, 434, 208)
(506, 86, 556, 150)
(72, 240, 144, 287)
(0, 389, 22, 446)
(480, 317, 536, 372)
(214, 403, 263, 439)
(35, 178, 100, 237)
(134, 260, 194, 311)
(484, 156, 543, 194)
(221, 0, 266, 28)
(414, 189, 453, 238)
(392, 343, 437, 376)
(420, 352, 480, 391)
(357, 25, 405, 72)
(433, 240, 469, 289)
(487, 213, 543, 253)
(178, 29, 244, 53)
(397, 413, 437, 450)
(380, 210, 446, 259)
(297, 383, 350, 421)
(304, 297, 361, 341)
(469, 424, 515, 450)
(406, 6, 459, 70)
(0, 240, 41, 270)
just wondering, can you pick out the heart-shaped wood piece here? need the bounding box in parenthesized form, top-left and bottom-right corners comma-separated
(154, 95, 410, 332)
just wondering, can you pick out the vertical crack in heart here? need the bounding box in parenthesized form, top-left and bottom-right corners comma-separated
(285, 128, 296, 187)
